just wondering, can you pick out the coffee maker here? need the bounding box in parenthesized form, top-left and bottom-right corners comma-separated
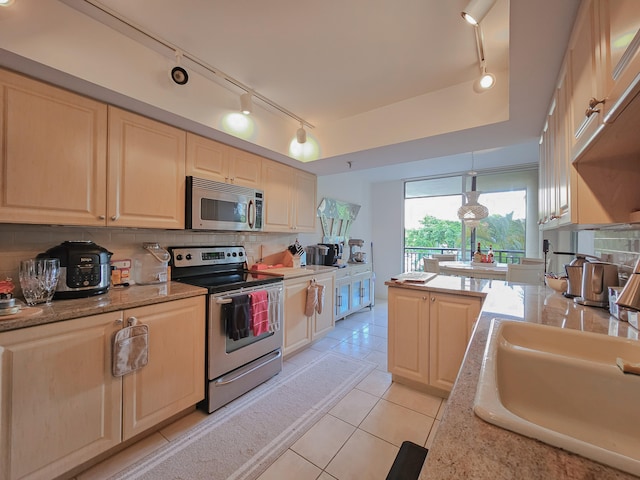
(319, 243, 344, 266)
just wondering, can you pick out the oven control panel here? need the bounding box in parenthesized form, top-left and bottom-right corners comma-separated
(169, 246, 246, 268)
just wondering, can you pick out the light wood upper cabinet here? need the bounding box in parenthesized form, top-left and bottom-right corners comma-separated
(599, 0, 640, 123)
(0, 311, 123, 480)
(186, 132, 262, 188)
(568, 0, 604, 161)
(108, 107, 186, 229)
(122, 296, 205, 440)
(0, 69, 108, 226)
(539, 0, 640, 228)
(262, 159, 317, 233)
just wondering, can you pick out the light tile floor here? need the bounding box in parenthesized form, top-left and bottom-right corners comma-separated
(76, 300, 446, 480)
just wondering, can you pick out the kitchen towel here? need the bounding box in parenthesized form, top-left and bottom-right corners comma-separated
(268, 289, 282, 333)
(223, 294, 251, 340)
(112, 319, 149, 377)
(305, 283, 318, 317)
(316, 283, 325, 315)
(250, 290, 269, 336)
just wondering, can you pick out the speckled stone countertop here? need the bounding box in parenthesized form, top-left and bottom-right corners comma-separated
(0, 282, 207, 332)
(385, 276, 640, 479)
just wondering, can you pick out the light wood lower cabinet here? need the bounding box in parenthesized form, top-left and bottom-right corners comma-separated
(388, 286, 482, 397)
(283, 272, 335, 357)
(0, 311, 123, 480)
(0, 296, 205, 480)
(122, 297, 205, 440)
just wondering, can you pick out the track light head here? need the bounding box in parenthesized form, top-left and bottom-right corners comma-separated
(473, 67, 496, 93)
(461, 0, 497, 26)
(240, 92, 253, 115)
(296, 124, 307, 144)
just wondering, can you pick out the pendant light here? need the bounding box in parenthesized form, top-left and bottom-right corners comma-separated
(457, 152, 489, 229)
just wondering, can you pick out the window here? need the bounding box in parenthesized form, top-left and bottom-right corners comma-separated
(404, 168, 536, 272)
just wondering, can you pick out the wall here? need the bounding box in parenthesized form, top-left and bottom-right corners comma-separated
(0, 225, 297, 297)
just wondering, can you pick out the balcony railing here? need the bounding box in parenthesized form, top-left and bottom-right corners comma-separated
(404, 247, 525, 272)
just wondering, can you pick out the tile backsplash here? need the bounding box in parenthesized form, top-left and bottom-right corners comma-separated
(0, 224, 299, 296)
(594, 229, 640, 284)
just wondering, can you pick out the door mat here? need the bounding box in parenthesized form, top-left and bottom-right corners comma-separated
(108, 351, 376, 480)
(386, 440, 429, 480)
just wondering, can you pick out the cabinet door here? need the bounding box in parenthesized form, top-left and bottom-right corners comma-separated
(0, 311, 122, 480)
(429, 293, 481, 392)
(568, 0, 604, 160)
(122, 296, 205, 440)
(283, 278, 312, 356)
(336, 281, 351, 319)
(228, 149, 262, 188)
(292, 170, 317, 232)
(388, 287, 429, 384)
(108, 107, 186, 229)
(262, 160, 293, 232)
(0, 69, 107, 227)
(351, 278, 363, 311)
(185, 132, 230, 183)
(313, 274, 335, 337)
(599, 0, 640, 122)
(360, 274, 373, 307)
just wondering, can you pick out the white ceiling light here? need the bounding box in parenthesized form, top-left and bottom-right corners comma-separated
(0, 0, 15, 6)
(240, 92, 253, 115)
(296, 123, 307, 144)
(461, 0, 497, 26)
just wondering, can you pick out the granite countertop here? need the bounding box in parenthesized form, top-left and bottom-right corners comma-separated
(0, 282, 207, 332)
(387, 276, 640, 479)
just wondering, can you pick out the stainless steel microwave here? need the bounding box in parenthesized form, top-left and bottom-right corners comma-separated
(186, 176, 263, 231)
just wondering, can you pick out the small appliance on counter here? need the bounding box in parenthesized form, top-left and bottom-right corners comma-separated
(38, 241, 112, 299)
(616, 258, 640, 317)
(319, 243, 344, 267)
(348, 239, 367, 263)
(306, 244, 329, 266)
(559, 253, 600, 298)
(574, 261, 619, 308)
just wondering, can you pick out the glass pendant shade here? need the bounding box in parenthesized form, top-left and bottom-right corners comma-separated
(458, 190, 489, 228)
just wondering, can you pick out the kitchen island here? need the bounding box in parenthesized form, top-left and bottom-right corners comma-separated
(385, 275, 639, 479)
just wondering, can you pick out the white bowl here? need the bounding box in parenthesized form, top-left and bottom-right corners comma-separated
(545, 275, 568, 293)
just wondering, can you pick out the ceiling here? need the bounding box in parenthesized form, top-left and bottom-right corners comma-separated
(41, 0, 580, 177)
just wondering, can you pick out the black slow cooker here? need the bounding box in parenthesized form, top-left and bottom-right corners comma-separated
(38, 241, 113, 299)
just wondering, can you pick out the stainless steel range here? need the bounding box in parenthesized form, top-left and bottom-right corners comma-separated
(169, 246, 284, 413)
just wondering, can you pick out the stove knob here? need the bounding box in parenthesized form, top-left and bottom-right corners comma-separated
(176, 254, 183, 261)
(232, 252, 237, 257)
(186, 254, 192, 260)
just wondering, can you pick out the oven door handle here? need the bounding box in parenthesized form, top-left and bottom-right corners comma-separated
(213, 349, 282, 386)
(216, 298, 233, 304)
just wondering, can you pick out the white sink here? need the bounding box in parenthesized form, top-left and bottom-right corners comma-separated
(474, 319, 640, 476)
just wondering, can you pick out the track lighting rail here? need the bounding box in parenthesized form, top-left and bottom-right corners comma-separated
(60, 0, 314, 129)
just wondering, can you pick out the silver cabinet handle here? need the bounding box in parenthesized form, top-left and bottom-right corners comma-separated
(114, 318, 123, 325)
(98, 215, 106, 220)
